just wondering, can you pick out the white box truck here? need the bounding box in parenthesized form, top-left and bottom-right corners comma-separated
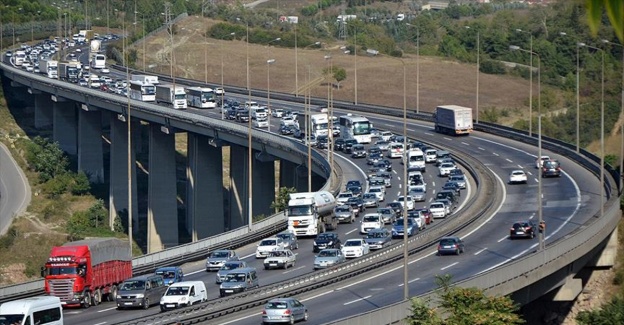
(296, 113, 329, 138)
(39, 59, 58, 79)
(287, 191, 338, 236)
(433, 105, 473, 135)
(155, 84, 187, 109)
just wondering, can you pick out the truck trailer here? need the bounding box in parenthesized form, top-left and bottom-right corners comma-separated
(43, 238, 132, 308)
(155, 84, 187, 109)
(433, 105, 473, 135)
(296, 113, 329, 138)
(287, 191, 337, 236)
(59, 61, 80, 83)
(131, 74, 159, 85)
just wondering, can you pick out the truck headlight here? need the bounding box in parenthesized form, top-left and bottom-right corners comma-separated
(135, 294, 144, 298)
(116, 295, 121, 299)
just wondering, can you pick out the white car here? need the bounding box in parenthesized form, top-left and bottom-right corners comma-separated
(252, 118, 269, 128)
(380, 131, 394, 142)
(438, 162, 456, 177)
(280, 116, 296, 127)
(215, 87, 225, 95)
(368, 186, 385, 202)
(509, 170, 528, 184)
(410, 212, 427, 230)
(263, 249, 296, 269)
(429, 202, 447, 219)
(255, 237, 285, 258)
(388, 143, 405, 159)
(101, 67, 110, 74)
(360, 213, 383, 234)
(425, 149, 437, 163)
(396, 196, 415, 211)
(341, 239, 370, 258)
(336, 192, 354, 204)
(536, 155, 550, 168)
(271, 108, 284, 118)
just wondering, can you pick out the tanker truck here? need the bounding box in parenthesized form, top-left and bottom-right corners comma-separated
(42, 238, 132, 308)
(287, 191, 338, 236)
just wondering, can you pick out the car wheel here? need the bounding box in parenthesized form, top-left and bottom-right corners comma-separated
(304, 311, 309, 321)
(143, 298, 150, 309)
(530, 232, 535, 239)
(455, 249, 460, 255)
(289, 315, 295, 325)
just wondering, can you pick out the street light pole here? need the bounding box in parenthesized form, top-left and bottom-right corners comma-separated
(307, 65, 312, 192)
(510, 45, 543, 250)
(246, 21, 253, 231)
(266, 38, 281, 130)
(517, 29, 533, 136)
(295, 24, 298, 97)
(354, 26, 358, 105)
(400, 58, 409, 301)
(465, 26, 480, 123)
(560, 32, 583, 152)
(603, 39, 624, 192)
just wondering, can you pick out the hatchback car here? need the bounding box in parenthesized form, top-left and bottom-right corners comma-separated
(368, 186, 386, 202)
(313, 232, 341, 252)
(542, 160, 561, 178)
(362, 193, 380, 208)
(346, 197, 364, 216)
(276, 231, 299, 250)
(409, 187, 426, 202)
(341, 239, 370, 258)
(377, 207, 396, 224)
(334, 205, 356, 224)
(334, 138, 345, 151)
(206, 250, 239, 272)
(509, 221, 537, 239)
(256, 237, 285, 258)
(392, 218, 418, 238)
(343, 139, 358, 153)
(449, 174, 467, 188)
(262, 298, 308, 324)
(437, 236, 465, 255)
(360, 213, 383, 234)
(351, 144, 367, 158)
(364, 228, 392, 250)
(313, 248, 346, 269)
(509, 170, 528, 184)
(438, 162, 456, 177)
(336, 192, 354, 204)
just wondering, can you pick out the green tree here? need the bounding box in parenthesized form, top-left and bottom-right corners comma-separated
(577, 296, 624, 325)
(271, 187, 297, 212)
(70, 171, 91, 195)
(24, 136, 69, 182)
(407, 275, 524, 325)
(585, 0, 623, 42)
(333, 67, 347, 89)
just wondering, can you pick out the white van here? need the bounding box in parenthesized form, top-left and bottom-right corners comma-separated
(0, 296, 63, 325)
(159, 281, 207, 311)
(407, 149, 425, 171)
(425, 149, 437, 163)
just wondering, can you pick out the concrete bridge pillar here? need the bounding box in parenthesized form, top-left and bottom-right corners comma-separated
(253, 151, 276, 218)
(229, 145, 249, 230)
(186, 134, 224, 241)
(280, 160, 308, 192)
(77, 107, 104, 183)
(34, 93, 53, 129)
(147, 124, 178, 253)
(108, 116, 138, 233)
(52, 97, 77, 155)
(588, 225, 619, 267)
(552, 275, 583, 301)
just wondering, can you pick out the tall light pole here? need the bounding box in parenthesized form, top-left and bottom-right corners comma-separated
(400, 58, 408, 301)
(510, 45, 543, 250)
(517, 29, 534, 136)
(465, 26, 480, 124)
(354, 25, 358, 105)
(580, 43, 605, 217)
(266, 37, 281, 130)
(307, 66, 312, 191)
(221, 32, 235, 120)
(602, 39, 624, 192)
(406, 23, 420, 113)
(325, 54, 334, 185)
(560, 32, 582, 152)
(246, 22, 253, 232)
(123, 20, 133, 256)
(295, 24, 298, 97)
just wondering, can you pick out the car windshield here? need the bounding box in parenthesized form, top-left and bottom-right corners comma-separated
(221, 263, 242, 270)
(338, 193, 352, 198)
(363, 194, 377, 200)
(165, 286, 190, 296)
(211, 251, 229, 258)
(155, 270, 177, 279)
(377, 208, 392, 214)
(431, 203, 443, 209)
(336, 207, 350, 213)
(513, 223, 530, 229)
(120, 280, 145, 291)
(260, 239, 277, 246)
(369, 231, 386, 238)
(345, 240, 362, 247)
(512, 171, 525, 176)
(370, 188, 382, 193)
(318, 250, 337, 257)
(395, 219, 413, 226)
(276, 234, 290, 240)
(224, 273, 247, 282)
(363, 215, 379, 222)
(269, 251, 287, 257)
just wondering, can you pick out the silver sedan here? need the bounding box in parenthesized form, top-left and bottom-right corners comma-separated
(262, 298, 308, 324)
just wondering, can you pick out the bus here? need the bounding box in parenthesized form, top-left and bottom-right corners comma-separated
(91, 54, 106, 69)
(186, 87, 216, 109)
(129, 81, 156, 102)
(0, 296, 63, 325)
(13, 51, 26, 66)
(339, 114, 373, 144)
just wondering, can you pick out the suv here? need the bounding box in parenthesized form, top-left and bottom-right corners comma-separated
(542, 159, 561, 177)
(343, 139, 358, 154)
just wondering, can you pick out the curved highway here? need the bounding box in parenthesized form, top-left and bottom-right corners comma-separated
(0, 141, 31, 235)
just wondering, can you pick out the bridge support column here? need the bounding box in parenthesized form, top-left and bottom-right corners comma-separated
(147, 124, 178, 253)
(108, 116, 138, 233)
(280, 160, 307, 192)
(186, 134, 224, 241)
(229, 145, 249, 230)
(253, 151, 276, 218)
(52, 98, 78, 155)
(588, 225, 619, 267)
(34, 93, 53, 129)
(78, 108, 104, 183)
(552, 275, 582, 301)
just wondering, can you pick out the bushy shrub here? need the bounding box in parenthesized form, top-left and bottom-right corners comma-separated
(70, 171, 91, 195)
(480, 59, 506, 74)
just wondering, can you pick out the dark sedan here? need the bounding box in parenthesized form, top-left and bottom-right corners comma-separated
(509, 221, 537, 239)
(364, 228, 392, 250)
(313, 232, 342, 252)
(334, 138, 345, 151)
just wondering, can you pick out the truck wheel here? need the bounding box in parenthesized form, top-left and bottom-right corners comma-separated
(82, 291, 92, 309)
(93, 289, 102, 306)
(107, 285, 118, 302)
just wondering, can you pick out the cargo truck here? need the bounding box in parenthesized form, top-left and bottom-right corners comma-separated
(296, 113, 329, 138)
(287, 191, 338, 236)
(59, 61, 80, 83)
(38, 59, 58, 79)
(433, 105, 473, 135)
(155, 84, 187, 109)
(42, 238, 132, 308)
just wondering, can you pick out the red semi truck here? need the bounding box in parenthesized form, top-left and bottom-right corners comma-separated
(43, 238, 132, 308)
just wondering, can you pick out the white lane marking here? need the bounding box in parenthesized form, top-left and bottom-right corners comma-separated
(241, 253, 256, 259)
(300, 290, 335, 302)
(186, 269, 205, 276)
(443, 137, 452, 141)
(93, 323, 107, 325)
(517, 164, 524, 169)
(408, 128, 416, 132)
(344, 295, 372, 305)
(461, 142, 470, 146)
(527, 171, 533, 176)
(474, 248, 487, 255)
(478, 147, 485, 150)
(493, 152, 500, 156)
(393, 170, 398, 175)
(506, 158, 513, 163)
(441, 262, 458, 270)
(497, 236, 508, 243)
(97, 307, 117, 313)
(345, 228, 358, 235)
(219, 314, 256, 325)
(283, 265, 306, 274)
(424, 132, 435, 136)
(397, 278, 421, 286)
